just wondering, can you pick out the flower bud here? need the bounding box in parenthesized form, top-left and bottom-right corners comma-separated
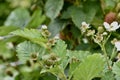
(111, 38, 118, 45)
(98, 26, 104, 33)
(86, 30, 95, 36)
(82, 38, 88, 44)
(41, 30, 51, 38)
(94, 33, 103, 43)
(102, 32, 108, 36)
(41, 25, 47, 30)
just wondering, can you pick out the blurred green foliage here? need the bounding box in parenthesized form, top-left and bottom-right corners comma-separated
(0, 0, 120, 80)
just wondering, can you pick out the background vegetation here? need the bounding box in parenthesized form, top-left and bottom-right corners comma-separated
(0, 0, 120, 80)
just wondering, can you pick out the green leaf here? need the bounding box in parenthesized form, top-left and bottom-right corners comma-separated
(0, 26, 18, 36)
(40, 73, 57, 80)
(101, 71, 115, 80)
(48, 66, 66, 79)
(67, 2, 98, 28)
(26, 9, 46, 28)
(70, 6, 86, 27)
(112, 61, 120, 80)
(48, 19, 66, 37)
(11, 28, 47, 47)
(61, 10, 71, 19)
(16, 41, 45, 63)
(45, 0, 64, 20)
(51, 40, 68, 69)
(68, 50, 91, 61)
(73, 54, 105, 80)
(4, 8, 30, 28)
(83, 2, 97, 23)
(0, 42, 13, 59)
(52, 40, 67, 58)
(68, 50, 91, 77)
(41, 66, 66, 80)
(105, 0, 116, 11)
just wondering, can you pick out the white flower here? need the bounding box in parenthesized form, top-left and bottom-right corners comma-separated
(103, 21, 120, 32)
(82, 22, 90, 29)
(81, 22, 90, 33)
(41, 25, 47, 29)
(115, 41, 120, 51)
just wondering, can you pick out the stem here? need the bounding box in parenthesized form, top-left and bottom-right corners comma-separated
(110, 46, 117, 60)
(101, 45, 111, 70)
(101, 33, 112, 70)
(103, 33, 111, 45)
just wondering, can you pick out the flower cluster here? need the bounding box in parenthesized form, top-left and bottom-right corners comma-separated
(81, 21, 120, 53)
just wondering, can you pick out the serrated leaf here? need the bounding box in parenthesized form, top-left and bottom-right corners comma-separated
(4, 8, 30, 28)
(16, 41, 45, 63)
(11, 28, 47, 47)
(68, 50, 91, 77)
(45, 0, 64, 20)
(41, 66, 66, 80)
(68, 50, 91, 61)
(51, 40, 68, 69)
(52, 40, 67, 58)
(113, 62, 120, 75)
(101, 71, 115, 80)
(112, 61, 120, 80)
(73, 54, 105, 80)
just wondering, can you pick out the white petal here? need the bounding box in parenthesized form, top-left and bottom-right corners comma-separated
(82, 22, 87, 25)
(102, 32, 108, 35)
(81, 22, 90, 28)
(111, 21, 119, 30)
(103, 22, 110, 30)
(111, 21, 118, 27)
(115, 41, 120, 51)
